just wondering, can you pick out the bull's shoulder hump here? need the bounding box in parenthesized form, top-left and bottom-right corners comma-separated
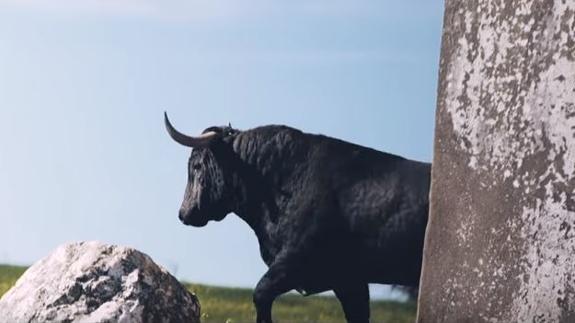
(243, 125, 304, 136)
(232, 125, 308, 162)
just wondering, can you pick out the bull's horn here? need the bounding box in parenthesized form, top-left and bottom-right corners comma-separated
(164, 112, 218, 148)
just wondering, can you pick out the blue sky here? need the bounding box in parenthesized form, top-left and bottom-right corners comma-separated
(0, 0, 443, 299)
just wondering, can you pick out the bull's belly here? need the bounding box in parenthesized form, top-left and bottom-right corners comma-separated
(362, 252, 423, 286)
(292, 267, 419, 297)
(299, 250, 422, 290)
(295, 284, 331, 296)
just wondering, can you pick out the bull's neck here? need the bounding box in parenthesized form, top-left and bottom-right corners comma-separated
(229, 131, 298, 237)
(232, 179, 280, 235)
(230, 168, 284, 238)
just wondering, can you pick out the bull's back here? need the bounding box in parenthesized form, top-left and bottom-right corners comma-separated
(309, 135, 431, 285)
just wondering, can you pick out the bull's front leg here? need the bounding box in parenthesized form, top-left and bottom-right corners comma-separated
(253, 258, 297, 323)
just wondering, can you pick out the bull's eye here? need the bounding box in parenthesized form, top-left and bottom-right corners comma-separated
(192, 163, 202, 171)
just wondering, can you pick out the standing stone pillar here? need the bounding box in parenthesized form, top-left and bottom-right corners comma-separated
(417, 1, 575, 322)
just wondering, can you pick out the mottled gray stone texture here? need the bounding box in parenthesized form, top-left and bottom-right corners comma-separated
(418, 1, 575, 322)
(0, 241, 200, 323)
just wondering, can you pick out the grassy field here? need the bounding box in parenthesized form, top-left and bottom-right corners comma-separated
(0, 265, 416, 322)
(0, 265, 26, 297)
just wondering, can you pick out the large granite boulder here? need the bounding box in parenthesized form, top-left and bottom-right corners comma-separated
(0, 241, 200, 323)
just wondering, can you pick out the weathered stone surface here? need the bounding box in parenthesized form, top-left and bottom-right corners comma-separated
(0, 241, 200, 323)
(418, 1, 575, 322)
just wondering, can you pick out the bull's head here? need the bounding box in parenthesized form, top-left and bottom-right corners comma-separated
(164, 112, 239, 227)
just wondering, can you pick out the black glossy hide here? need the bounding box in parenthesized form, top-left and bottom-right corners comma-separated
(171, 124, 430, 323)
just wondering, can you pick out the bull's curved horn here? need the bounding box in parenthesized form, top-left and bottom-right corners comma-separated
(164, 112, 218, 148)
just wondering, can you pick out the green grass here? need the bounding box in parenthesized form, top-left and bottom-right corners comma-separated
(187, 283, 416, 323)
(0, 265, 27, 297)
(0, 265, 416, 322)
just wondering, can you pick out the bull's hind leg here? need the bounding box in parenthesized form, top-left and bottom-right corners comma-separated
(334, 283, 370, 323)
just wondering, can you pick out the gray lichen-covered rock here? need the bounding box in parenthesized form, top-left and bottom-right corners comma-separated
(418, 1, 575, 322)
(0, 241, 200, 323)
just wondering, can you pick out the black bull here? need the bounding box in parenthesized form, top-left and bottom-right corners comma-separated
(165, 113, 430, 323)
